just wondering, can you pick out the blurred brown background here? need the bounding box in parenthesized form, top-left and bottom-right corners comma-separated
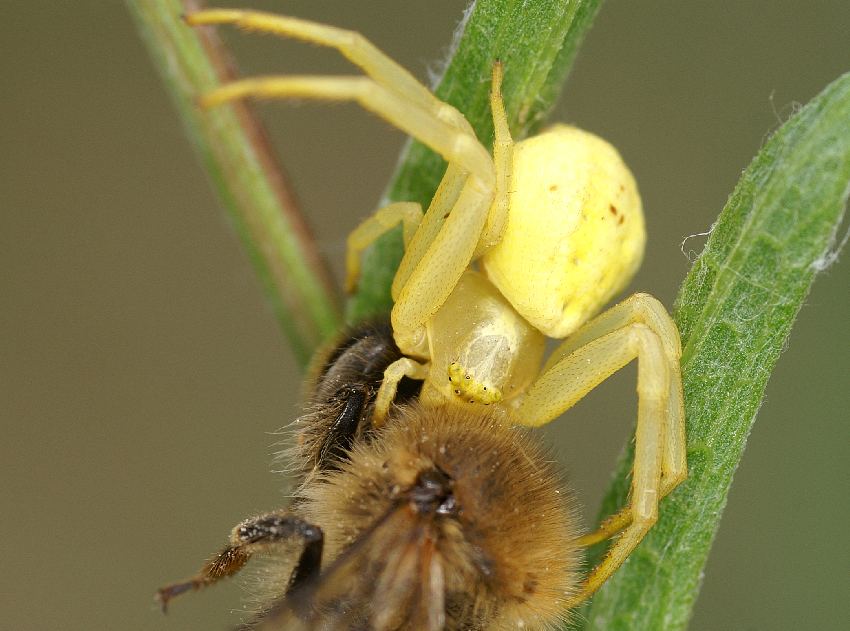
(3, 1, 848, 629)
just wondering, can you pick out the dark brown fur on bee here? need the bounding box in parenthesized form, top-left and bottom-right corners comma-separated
(295, 321, 422, 477)
(157, 322, 581, 630)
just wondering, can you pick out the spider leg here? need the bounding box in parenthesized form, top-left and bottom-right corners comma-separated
(391, 176, 493, 351)
(198, 70, 496, 351)
(199, 75, 493, 184)
(199, 71, 494, 354)
(156, 513, 323, 612)
(373, 357, 429, 425)
(346, 202, 421, 293)
(185, 9, 474, 136)
(200, 73, 499, 344)
(393, 63, 512, 300)
(514, 299, 685, 602)
(390, 65, 512, 351)
(476, 61, 512, 255)
(190, 12, 515, 354)
(543, 293, 687, 512)
(542, 294, 680, 376)
(568, 355, 663, 607)
(391, 162, 467, 301)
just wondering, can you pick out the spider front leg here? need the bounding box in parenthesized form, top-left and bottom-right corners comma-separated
(513, 294, 686, 604)
(185, 9, 474, 136)
(156, 513, 323, 612)
(390, 62, 513, 350)
(345, 202, 421, 293)
(190, 9, 515, 355)
(187, 10, 491, 182)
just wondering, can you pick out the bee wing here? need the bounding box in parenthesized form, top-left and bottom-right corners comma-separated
(247, 504, 445, 631)
(402, 535, 446, 631)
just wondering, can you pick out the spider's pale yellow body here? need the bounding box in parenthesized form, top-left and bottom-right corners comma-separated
(189, 7, 687, 612)
(483, 125, 645, 339)
(410, 125, 646, 412)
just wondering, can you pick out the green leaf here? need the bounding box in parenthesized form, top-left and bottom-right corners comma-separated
(127, 0, 341, 367)
(346, 0, 603, 322)
(579, 72, 850, 630)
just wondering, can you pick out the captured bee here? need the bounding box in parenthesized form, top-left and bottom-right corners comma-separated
(157, 321, 581, 630)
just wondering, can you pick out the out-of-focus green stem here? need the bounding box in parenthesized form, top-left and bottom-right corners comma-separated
(128, 0, 341, 367)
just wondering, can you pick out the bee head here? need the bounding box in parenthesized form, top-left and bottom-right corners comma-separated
(408, 467, 456, 516)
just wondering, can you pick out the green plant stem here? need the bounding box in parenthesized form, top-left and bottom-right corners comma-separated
(579, 72, 850, 630)
(346, 0, 603, 322)
(128, 0, 341, 367)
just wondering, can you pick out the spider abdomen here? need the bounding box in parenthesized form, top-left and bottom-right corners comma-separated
(483, 124, 646, 339)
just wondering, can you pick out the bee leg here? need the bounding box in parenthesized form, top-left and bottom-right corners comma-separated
(237, 515, 324, 590)
(156, 514, 323, 612)
(316, 385, 369, 470)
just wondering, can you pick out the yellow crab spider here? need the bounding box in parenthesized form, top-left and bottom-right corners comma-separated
(187, 8, 687, 605)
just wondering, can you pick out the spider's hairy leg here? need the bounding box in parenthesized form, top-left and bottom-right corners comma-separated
(390, 163, 466, 301)
(514, 323, 670, 431)
(568, 326, 667, 605)
(156, 513, 323, 612)
(198, 76, 493, 184)
(392, 63, 510, 299)
(389, 65, 511, 352)
(569, 368, 664, 606)
(189, 12, 516, 358)
(346, 202, 421, 293)
(543, 293, 687, 508)
(185, 9, 474, 135)
(514, 319, 676, 603)
(476, 61, 513, 255)
(390, 175, 492, 353)
(542, 294, 680, 376)
(372, 357, 428, 425)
